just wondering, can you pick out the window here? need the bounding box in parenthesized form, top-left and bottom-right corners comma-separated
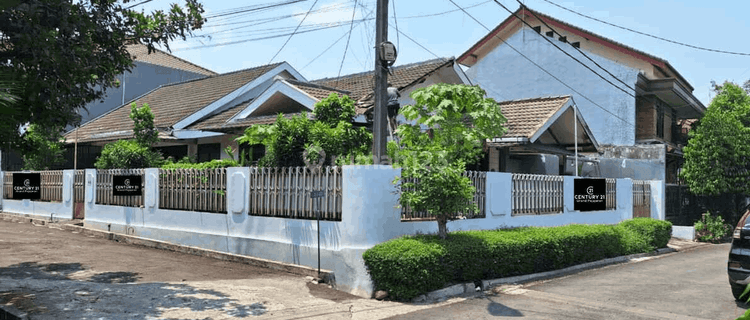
(656, 104, 665, 139)
(155, 145, 188, 162)
(197, 143, 221, 162)
(239, 143, 265, 164)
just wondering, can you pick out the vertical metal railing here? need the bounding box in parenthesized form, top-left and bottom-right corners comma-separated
(2, 171, 63, 202)
(606, 178, 617, 210)
(2, 172, 12, 200)
(96, 169, 145, 207)
(159, 168, 226, 213)
(249, 166, 342, 221)
(632, 180, 651, 218)
(400, 171, 486, 220)
(74, 170, 85, 203)
(512, 173, 564, 215)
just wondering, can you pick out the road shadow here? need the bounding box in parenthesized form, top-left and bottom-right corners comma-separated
(0, 263, 269, 318)
(486, 297, 523, 317)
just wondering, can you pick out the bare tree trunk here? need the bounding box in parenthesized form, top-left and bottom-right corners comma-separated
(437, 214, 448, 239)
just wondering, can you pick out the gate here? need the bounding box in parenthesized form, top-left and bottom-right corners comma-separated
(73, 170, 85, 219)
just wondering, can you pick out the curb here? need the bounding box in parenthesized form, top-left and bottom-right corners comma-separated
(412, 246, 678, 303)
(0, 212, 335, 285)
(0, 304, 27, 320)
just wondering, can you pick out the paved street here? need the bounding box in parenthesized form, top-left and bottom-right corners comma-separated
(0, 217, 462, 319)
(390, 243, 747, 319)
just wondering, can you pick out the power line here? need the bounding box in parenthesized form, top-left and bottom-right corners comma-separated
(204, 0, 306, 20)
(173, 23, 341, 52)
(447, 0, 635, 127)
(124, 0, 153, 10)
(539, 0, 750, 57)
(517, 2, 637, 93)
(265, 0, 320, 66)
(494, 1, 635, 98)
(335, 0, 359, 88)
(392, 0, 400, 52)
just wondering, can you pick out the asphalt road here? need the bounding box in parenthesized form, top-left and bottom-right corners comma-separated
(0, 216, 461, 319)
(390, 244, 748, 320)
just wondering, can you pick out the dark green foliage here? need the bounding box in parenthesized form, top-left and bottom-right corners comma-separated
(161, 158, 239, 169)
(130, 103, 158, 147)
(362, 219, 669, 301)
(236, 93, 372, 167)
(619, 218, 672, 249)
(0, 0, 205, 148)
(693, 212, 732, 243)
(94, 140, 163, 169)
(21, 124, 65, 170)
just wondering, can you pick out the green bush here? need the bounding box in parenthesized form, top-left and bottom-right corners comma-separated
(363, 219, 666, 301)
(161, 158, 239, 169)
(694, 212, 732, 243)
(619, 218, 672, 249)
(95, 140, 163, 169)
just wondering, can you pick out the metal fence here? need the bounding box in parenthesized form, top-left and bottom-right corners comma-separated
(401, 171, 487, 221)
(159, 168, 226, 213)
(2, 171, 64, 202)
(74, 170, 84, 203)
(633, 180, 651, 218)
(512, 173, 564, 215)
(96, 169, 144, 207)
(606, 178, 617, 210)
(249, 166, 342, 221)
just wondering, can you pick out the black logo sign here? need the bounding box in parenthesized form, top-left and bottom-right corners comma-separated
(574, 178, 606, 211)
(113, 175, 142, 196)
(13, 173, 41, 200)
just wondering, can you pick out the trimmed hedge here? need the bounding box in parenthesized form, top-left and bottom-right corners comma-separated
(362, 218, 672, 301)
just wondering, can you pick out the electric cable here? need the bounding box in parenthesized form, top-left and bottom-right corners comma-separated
(124, 0, 153, 10)
(204, 0, 306, 20)
(516, 1, 637, 94)
(539, 0, 750, 56)
(264, 0, 320, 68)
(494, 0, 635, 98)
(335, 0, 359, 89)
(447, 0, 634, 127)
(392, 0, 400, 52)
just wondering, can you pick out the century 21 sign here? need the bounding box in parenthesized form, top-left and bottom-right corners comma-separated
(12, 173, 41, 200)
(574, 178, 606, 211)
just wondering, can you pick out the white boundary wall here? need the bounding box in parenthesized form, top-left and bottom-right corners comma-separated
(0, 166, 663, 298)
(1, 170, 75, 220)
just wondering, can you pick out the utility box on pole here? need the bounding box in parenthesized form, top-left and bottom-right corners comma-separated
(372, 0, 389, 164)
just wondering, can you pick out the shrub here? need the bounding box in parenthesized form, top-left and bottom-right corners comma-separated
(161, 158, 239, 169)
(95, 140, 163, 169)
(619, 218, 672, 249)
(694, 211, 732, 243)
(363, 219, 665, 301)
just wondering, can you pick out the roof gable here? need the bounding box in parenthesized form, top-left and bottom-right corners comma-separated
(458, 6, 693, 92)
(65, 62, 287, 143)
(126, 44, 217, 76)
(494, 96, 598, 151)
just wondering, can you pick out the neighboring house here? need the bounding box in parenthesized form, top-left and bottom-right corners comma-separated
(458, 6, 705, 181)
(488, 95, 598, 174)
(61, 58, 477, 167)
(64, 62, 309, 167)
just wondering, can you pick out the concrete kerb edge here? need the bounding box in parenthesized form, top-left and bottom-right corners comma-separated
(0, 212, 335, 284)
(411, 247, 679, 303)
(0, 304, 29, 320)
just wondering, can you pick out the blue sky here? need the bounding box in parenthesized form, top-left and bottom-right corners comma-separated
(138, 0, 750, 107)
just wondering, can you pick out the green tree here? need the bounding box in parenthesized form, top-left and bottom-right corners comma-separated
(236, 93, 373, 167)
(680, 82, 750, 222)
(391, 84, 507, 239)
(0, 0, 205, 150)
(95, 103, 162, 169)
(21, 124, 65, 170)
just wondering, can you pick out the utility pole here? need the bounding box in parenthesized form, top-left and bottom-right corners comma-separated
(372, 0, 389, 164)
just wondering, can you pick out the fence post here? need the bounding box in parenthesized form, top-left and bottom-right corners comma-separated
(63, 170, 74, 219)
(649, 180, 665, 220)
(227, 167, 249, 215)
(85, 169, 96, 211)
(563, 176, 575, 213)
(617, 178, 633, 222)
(144, 168, 159, 211)
(486, 172, 511, 217)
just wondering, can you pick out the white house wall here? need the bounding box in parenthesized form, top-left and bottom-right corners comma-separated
(465, 27, 640, 146)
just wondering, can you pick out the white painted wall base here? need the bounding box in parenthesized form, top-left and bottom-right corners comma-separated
(672, 226, 695, 241)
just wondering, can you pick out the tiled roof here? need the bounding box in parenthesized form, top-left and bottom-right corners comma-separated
(126, 44, 217, 76)
(313, 58, 453, 102)
(65, 63, 283, 143)
(187, 80, 349, 131)
(499, 96, 571, 138)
